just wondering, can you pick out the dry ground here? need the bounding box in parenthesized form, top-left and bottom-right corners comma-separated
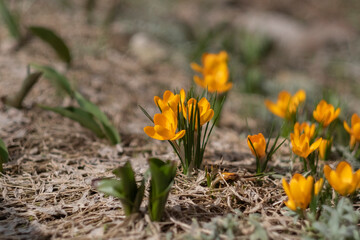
(0, 1, 359, 239)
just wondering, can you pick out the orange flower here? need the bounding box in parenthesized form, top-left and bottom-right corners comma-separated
(324, 161, 360, 196)
(318, 139, 332, 160)
(313, 100, 340, 127)
(144, 107, 185, 141)
(314, 178, 324, 196)
(183, 98, 214, 128)
(290, 133, 322, 158)
(247, 133, 266, 159)
(154, 90, 180, 113)
(265, 90, 306, 119)
(282, 174, 314, 211)
(343, 113, 360, 149)
(293, 122, 316, 139)
(191, 51, 232, 93)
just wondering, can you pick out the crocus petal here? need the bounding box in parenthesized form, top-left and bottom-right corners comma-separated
(265, 100, 286, 118)
(144, 126, 166, 140)
(314, 178, 324, 195)
(310, 138, 322, 152)
(200, 109, 214, 126)
(170, 130, 186, 141)
(337, 162, 353, 184)
(284, 199, 297, 211)
(190, 63, 203, 73)
(344, 121, 351, 133)
(282, 178, 293, 200)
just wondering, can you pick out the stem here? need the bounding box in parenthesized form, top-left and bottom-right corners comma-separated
(4, 71, 42, 108)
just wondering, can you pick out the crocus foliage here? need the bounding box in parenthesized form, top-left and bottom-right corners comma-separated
(265, 90, 306, 119)
(313, 100, 340, 128)
(191, 51, 232, 93)
(282, 173, 323, 211)
(343, 113, 360, 149)
(96, 161, 145, 216)
(148, 158, 177, 221)
(324, 161, 360, 196)
(0, 138, 8, 172)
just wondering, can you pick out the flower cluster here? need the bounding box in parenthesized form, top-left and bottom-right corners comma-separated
(191, 51, 232, 94)
(143, 89, 216, 174)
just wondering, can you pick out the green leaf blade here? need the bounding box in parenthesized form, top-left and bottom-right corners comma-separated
(28, 26, 72, 65)
(0, 0, 21, 39)
(0, 138, 9, 172)
(39, 105, 105, 138)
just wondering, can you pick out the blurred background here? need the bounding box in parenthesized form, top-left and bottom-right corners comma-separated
(1, 0, 360, 138)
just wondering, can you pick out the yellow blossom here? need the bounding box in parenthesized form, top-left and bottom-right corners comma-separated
(318, 139, 332, 160)
(144, 107, 185, 141)
(314, 178, 324, 196)
(191, 51, 232, 93)
(324, 161, 360, 196)
(290, 133, 322, 158)
(282, 173, 314, 211)
(265, 90, 306, 119)
(247, 133, 266, 159)
(154, 90, 180, 113)
(183, 97, 214, 128)
(313, 100, 340, 127)
(293, 122, 316, 139)
(343, 113, 360, 149)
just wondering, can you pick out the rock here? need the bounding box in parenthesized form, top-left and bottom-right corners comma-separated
(129, 32, 168, 65)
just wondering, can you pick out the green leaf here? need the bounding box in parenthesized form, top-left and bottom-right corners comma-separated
(112, 162, 137, 202)
(30, 64, 73, 97)
(96, 179, 124, 199)
(97, 161, 144, 216)
(28, 26, 72, 65)
(0, 138, 9, 172)
(39, 105, 105, 138)
(0, 0, 21, 39)
(74, 92, 120, 144)
(148, 158, 177, 221)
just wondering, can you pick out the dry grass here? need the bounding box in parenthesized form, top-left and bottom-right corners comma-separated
(0, 1, 359, 239)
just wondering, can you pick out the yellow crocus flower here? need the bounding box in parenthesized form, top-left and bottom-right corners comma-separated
(293, 122, 316, 139)
(282, 173, 314, 211)
(318, 139, 332, 160)
(265, 90, 306, 119)
(154, 90, 180, 113)
(313, 100, 340, 127)
(191, 51, 232, 93)
(343, 113, 360, 149)
(314, 178, 324, 195)
(323, 161, 360, 196)
(290, 133, 322, 158)
(247, 133, 266, 159)
(144, 107, 185, 141)
(183, 98, 214, 128)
